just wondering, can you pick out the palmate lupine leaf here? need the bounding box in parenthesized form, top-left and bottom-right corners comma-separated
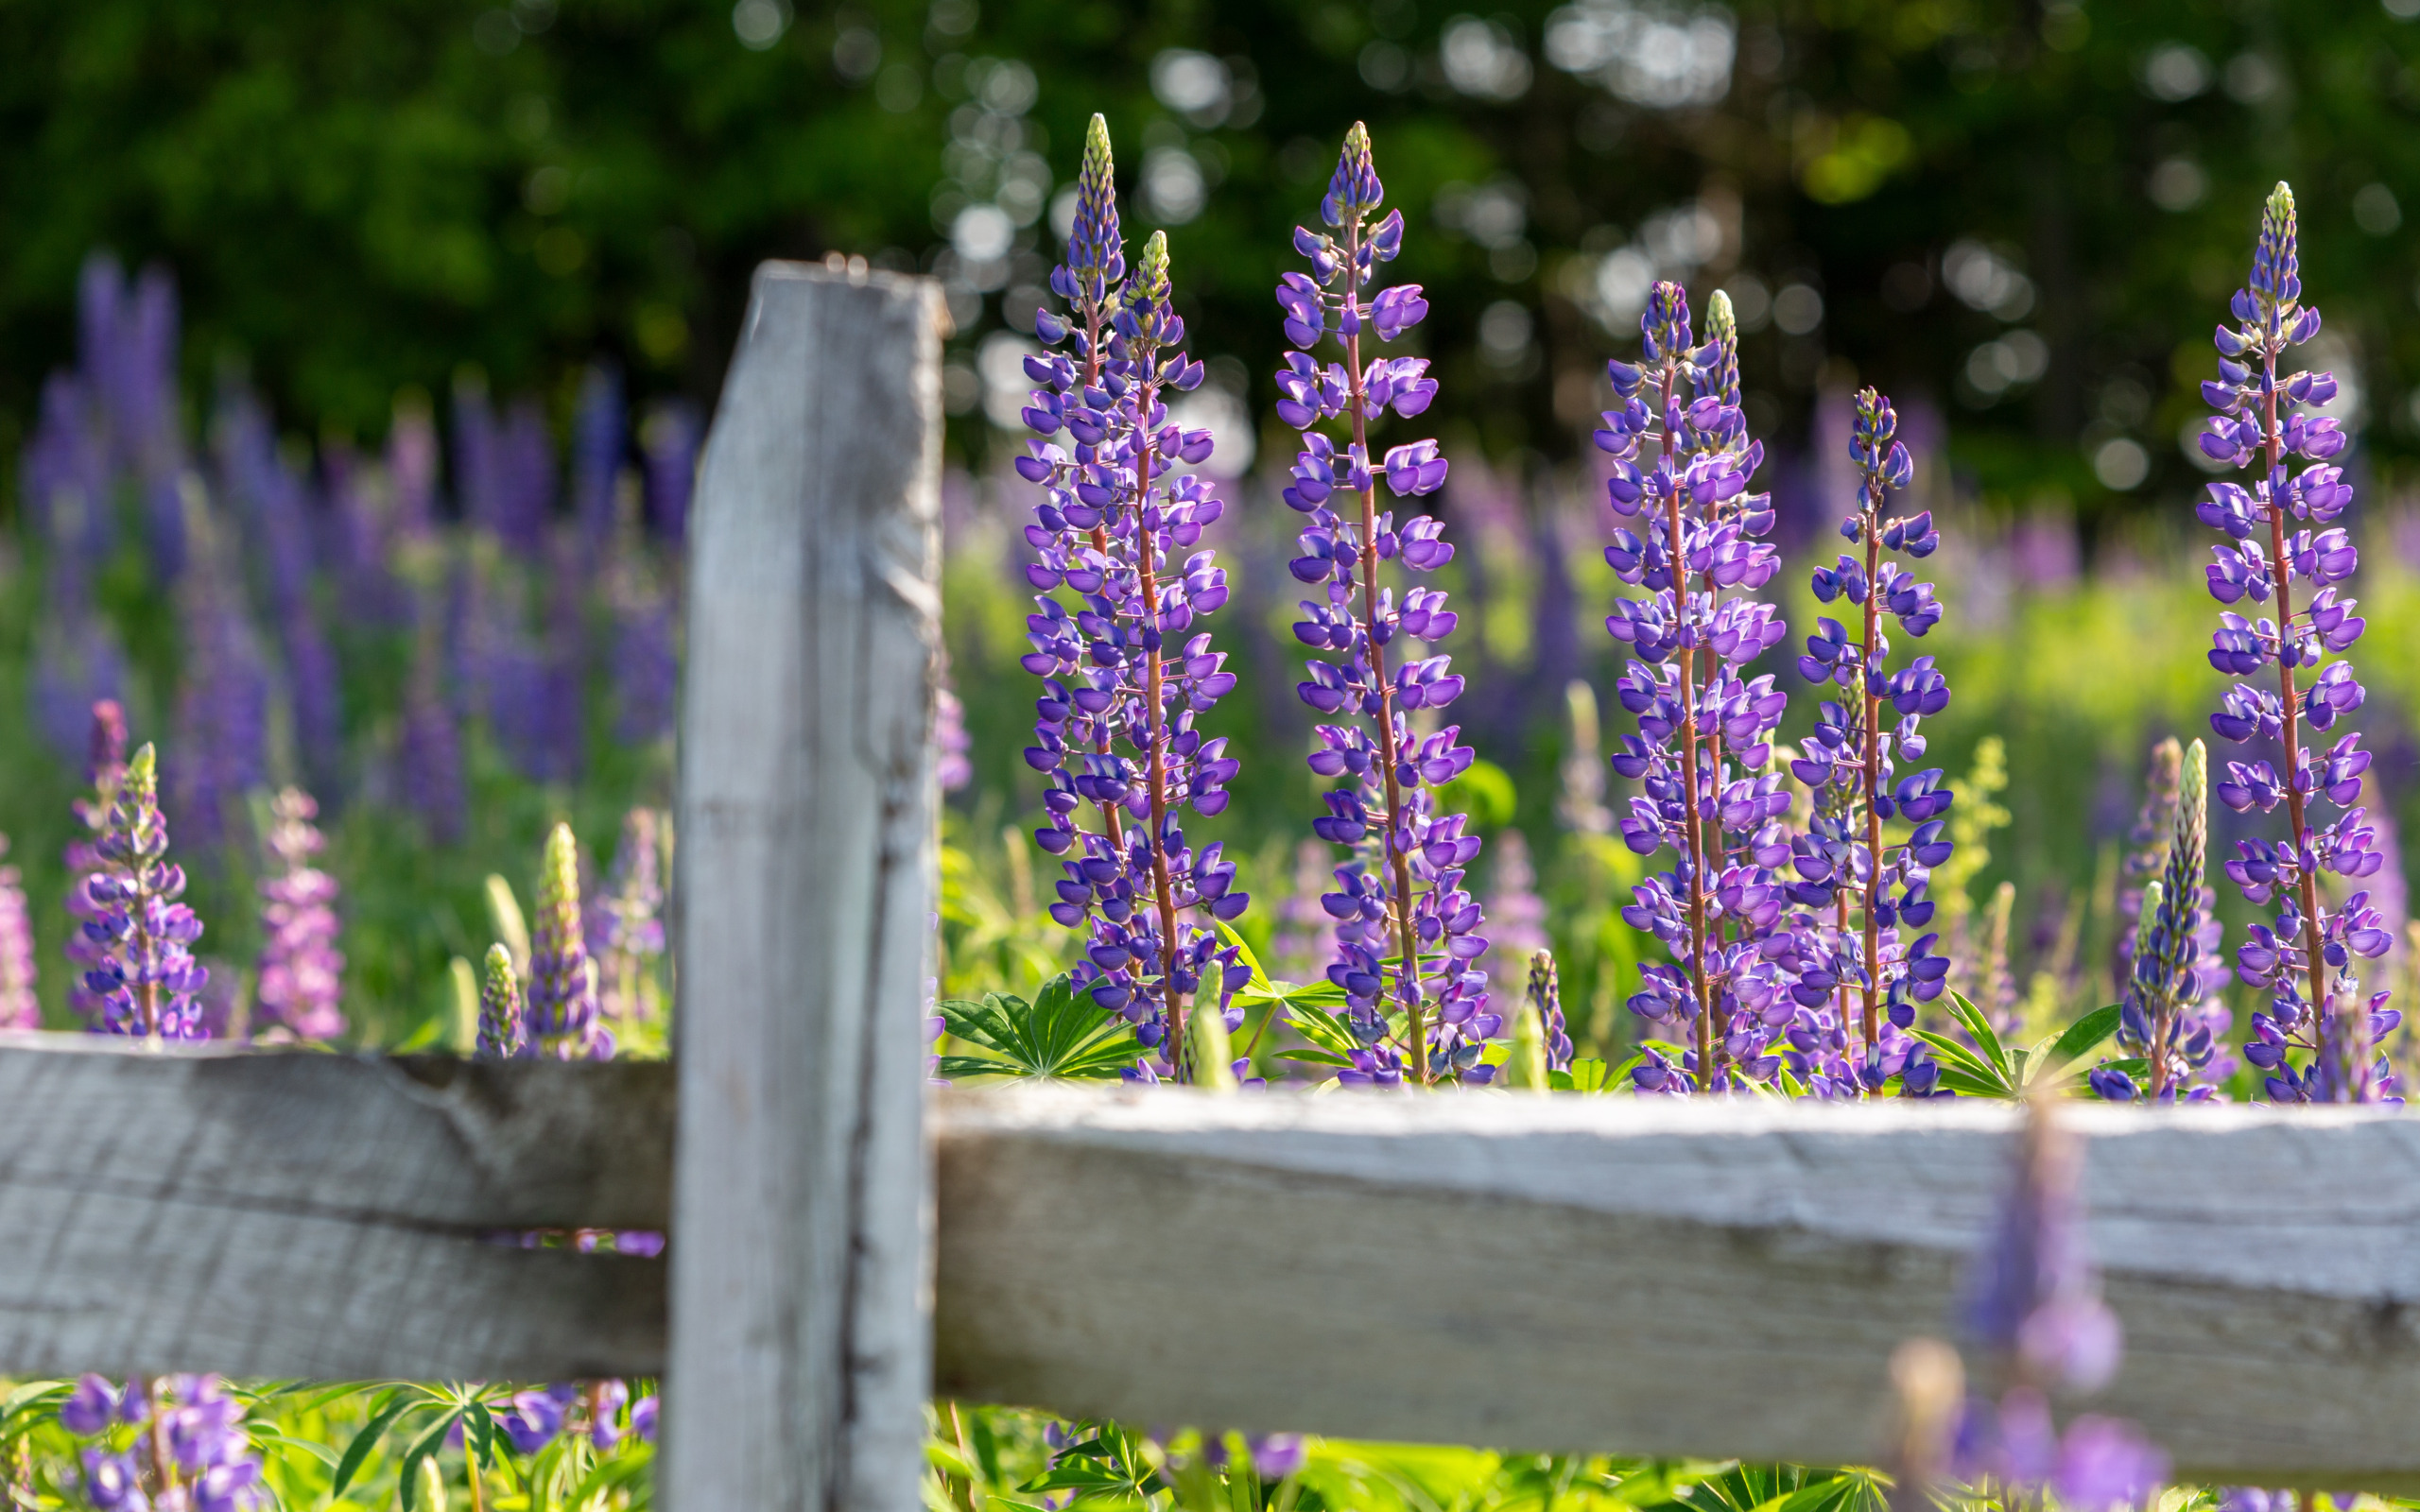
(1909, 993, 2129, 1099)
(936, 972, 1138, 1082)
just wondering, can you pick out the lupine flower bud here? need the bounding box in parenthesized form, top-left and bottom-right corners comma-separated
(478, 943, 527, 1060)
(1962, 1094, 2119, 1393)
(1184, 992, 1238, 1092)
(1063, 113, 1125, 303)
(527, 822, 606, 1058)
(1507, 997, 1550, 1091)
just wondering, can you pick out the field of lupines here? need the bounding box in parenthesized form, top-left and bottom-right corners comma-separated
(4, 107, 2420, 1512)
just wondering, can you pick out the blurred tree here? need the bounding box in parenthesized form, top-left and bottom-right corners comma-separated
(4, 0, 2420, 524)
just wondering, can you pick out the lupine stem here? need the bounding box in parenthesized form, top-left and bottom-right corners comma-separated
(1130, 369, 1188, 1055)
(1858, 475, 1886, 1059)
(1653, 362, 1714, 1089)
(1340, 216, 1429, 1085)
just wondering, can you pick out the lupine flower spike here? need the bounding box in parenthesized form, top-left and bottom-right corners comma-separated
(1278, 123, 1493, 1086)
(2096, 741, 2226, 1102)
(64, 699, 130, 1026)
(2196, 183, 2396, 1103)
(527, 822, 608, 1058)
(1019, 123, 1248, 1075)
(591, 807, 666, 1022)
(1791, 387, 1954, 1096)
(1952, 1094, 2168, 1507)
(1526, 950, 1572, 1073)
(1599, 286, 1802, 1094)
(477, 942, 527, 1059)
(253, 787, 345, 1042)
(0, 837, 36, 1029)
(80, 745, 210, 1040)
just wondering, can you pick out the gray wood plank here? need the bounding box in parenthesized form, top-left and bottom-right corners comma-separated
(666, 262, 943, 1512)
(0, 1032, 669, 1380)
(933, 1088, 2420, 1488)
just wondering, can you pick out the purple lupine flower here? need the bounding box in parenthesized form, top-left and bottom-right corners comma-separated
(1961, 1097, 2120, 1393)
(2099, 741, 2226, 1103)
(1789, 387, 1954, 1096)
(1949, 1099, 2168, 1507)
(588, 808, 666, 1022)
(477, 942, 527, 1059)
(2196, 183, 2396, 1104)
(613, 583, 680, 745)
(539, 541, 590, 784)
(1526, 949, 1573, 1072)
(1598, 285, 1805, 1094)
(496, 398, 558, 559)
(65, 700, 130, 1026)
(167, 526, 272, 859)
(573, 364, 627, 566)
(455, 378, 505, 542)
(528, 822, 607, 1057)
(387, 397, 441, 541)
(1019, 119, 1250, 1074)
(0, 838, 37, 1030)
(2111, 737, 2183, 999)
(401, 610, 467, 844)
(1270, 838, 1343, 983)
(32, 607, 128, 766)
(934, 680, 973, 793)
(1482, 828, 1549, 996)
(1271, 123, 1487, 1086)
(80, 744, 212, 1040)
(251, 788, 345, 1042)
(642, 400, 700, 545)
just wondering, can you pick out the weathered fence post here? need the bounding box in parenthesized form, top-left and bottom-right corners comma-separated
(667, 262, 945, 1512)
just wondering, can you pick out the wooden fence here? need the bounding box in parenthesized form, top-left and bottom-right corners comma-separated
(1, 264, 2414, 1506)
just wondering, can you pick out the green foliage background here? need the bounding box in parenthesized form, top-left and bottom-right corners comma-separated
(8, 0, 2420, 526)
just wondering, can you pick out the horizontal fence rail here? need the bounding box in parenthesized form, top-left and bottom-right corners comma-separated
(937, 1090, 2420, 1489)
(7, 1040, 2420, 1486)
(0, 1032, 671, 1382)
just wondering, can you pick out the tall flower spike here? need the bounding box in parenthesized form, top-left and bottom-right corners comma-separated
(1599, 284, 1805, 1096)
(1020, 144, 1248, 1075)
(1278, 123, 1491, 1086)
(1950, 1096, 2167, 1506)
(2111, 737, 2183, 1000)
(253, 787, 345, 1042)
(1789, 386, 1952, 1097)
(2100, 741, 2227, 1103)
(591, 807, 667, 1022)
(0, 836, 35, 1029)
(478, 941, 527, 1059)
(80, 744, 210, 1040)
(64, 699, 129, 1026)
(2195, 182, 2394, 1103)
(1526, 950, 1571, 1073)
(527, 822, 607, 1058)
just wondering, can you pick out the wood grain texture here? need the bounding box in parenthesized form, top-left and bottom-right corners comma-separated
(667, 263, 943, 1512)
(0, 1033, 670, 1380)
(935, 1089, 2420, 1487)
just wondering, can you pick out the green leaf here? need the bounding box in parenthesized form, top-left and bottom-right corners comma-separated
(398, 1410, 464, 1512)
(330, 1389, 418, 1500)
(1943, 993, 2012, 1081)
(1272, 1048, 1356, 1068)
(1907, 1029, 2016, 1099)
(2044, 1004, 2125, 1074)
(936, 973, 1137, 1082)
